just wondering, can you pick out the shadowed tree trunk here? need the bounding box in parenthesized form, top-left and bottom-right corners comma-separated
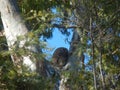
(63, 30, 85, 70)
(59, 29, 85, 90)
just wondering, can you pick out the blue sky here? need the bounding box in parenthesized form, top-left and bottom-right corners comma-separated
(44, 29, 72, 59)
(46, 29, 90, 63)
(47, 8, 72, 53)
(47, 29, 72, 49)
(43, 8, 90, 62)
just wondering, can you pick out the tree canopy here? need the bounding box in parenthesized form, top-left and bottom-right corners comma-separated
(0, 0, 120, 90)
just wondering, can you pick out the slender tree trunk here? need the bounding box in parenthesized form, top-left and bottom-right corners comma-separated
(90, 17, 97, 90)
(99, 29, 106, 90)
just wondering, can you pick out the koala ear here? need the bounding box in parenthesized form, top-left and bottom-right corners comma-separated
(52, 47, 68, 69)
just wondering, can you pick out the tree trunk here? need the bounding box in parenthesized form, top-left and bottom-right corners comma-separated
(59, 29, 85, 90)
(0, 0, 37, 70)
(90, 17, 97, 90)
(0, 0, 58, 79)
(64, 30, 84, 70)
(99, 28, 106, 90)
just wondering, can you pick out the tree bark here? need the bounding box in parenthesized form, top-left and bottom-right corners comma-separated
(0, 0, 36, 70)
(0, 0, 58, 79)
(90, 17, 97, 90)
(99, 28, 106, 90)
(59, 29, 85, 90)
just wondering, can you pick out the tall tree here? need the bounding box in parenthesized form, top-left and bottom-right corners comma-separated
(0, 0, 120, 90)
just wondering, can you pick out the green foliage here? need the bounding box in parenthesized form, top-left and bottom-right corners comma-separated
(61, 70, 93, 90)
(0, 60, 57, 90)
(53, 0, 120, 89)
(0, 39, 57, 90)
(0, 0, 120, 89)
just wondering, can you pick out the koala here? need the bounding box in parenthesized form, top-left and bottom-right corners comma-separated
(52, 47, 68, 69)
